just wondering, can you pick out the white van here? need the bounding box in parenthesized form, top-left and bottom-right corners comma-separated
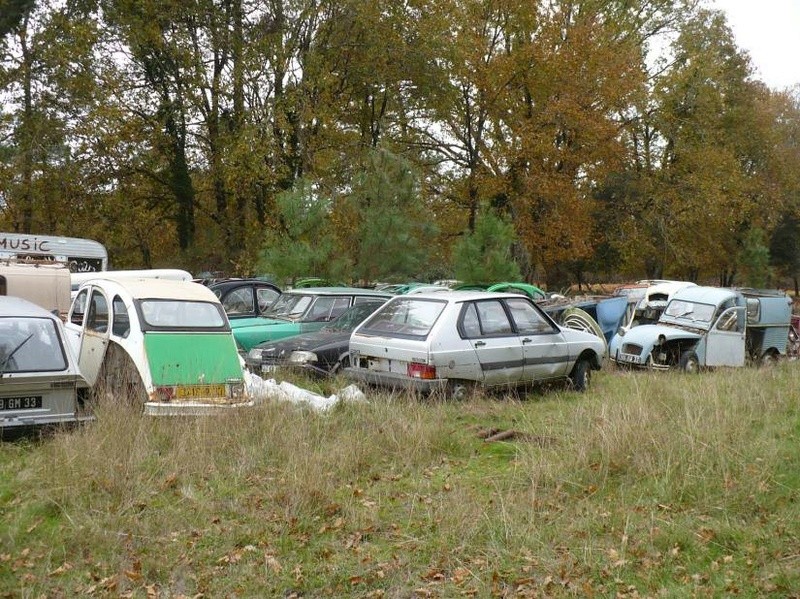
(0, 262, 72, 316)
(70, 269, 193, 298)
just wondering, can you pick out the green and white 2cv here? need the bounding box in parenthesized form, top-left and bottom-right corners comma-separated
(65, 277, 249, 416)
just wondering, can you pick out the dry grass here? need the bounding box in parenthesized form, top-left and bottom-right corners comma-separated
(2, 364, 800, 596)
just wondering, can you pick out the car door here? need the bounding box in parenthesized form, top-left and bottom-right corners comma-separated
(504, 297, 571, 381)
(77, 286, 111, 385)
(705, 306, 746, 367)
(460, 299, 524, 386)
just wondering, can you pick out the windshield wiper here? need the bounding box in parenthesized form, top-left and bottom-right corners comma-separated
(0, 334, 34, 378)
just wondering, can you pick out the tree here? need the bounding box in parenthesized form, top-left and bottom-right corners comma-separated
(335, 148, 436, 283)
(738, 227, 771, 288)
(256, 180, 346, 284)
(452, 204, 520, 283)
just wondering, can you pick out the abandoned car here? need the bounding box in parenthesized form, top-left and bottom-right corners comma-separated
(209, 278, 282, 323)
(345, 291, 607, 397)
(65, 278, 249, 415)
(244, 298, 388, 376)
(230, 287, 392, 352)
(609, 285, 793, 371)
(1, 296, 89, 436)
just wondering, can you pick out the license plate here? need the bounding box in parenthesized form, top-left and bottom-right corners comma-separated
(175, 385, 226, 399)
(619, 353, 641, 364)
(0, 396, 43, 410)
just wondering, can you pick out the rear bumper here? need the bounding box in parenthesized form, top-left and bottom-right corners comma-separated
(344, 367, 447, 394)
(144, 399, 255, 417)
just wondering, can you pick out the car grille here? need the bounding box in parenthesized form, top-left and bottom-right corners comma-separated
(621, 343, 643, 355)
(259, 349, 288, 365)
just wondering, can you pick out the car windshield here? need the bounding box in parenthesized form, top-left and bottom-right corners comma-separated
(138, 300, 226, 329)
(325, 302, 384, 332)
(262, 293, 313, 320)
(0, 317, 67, 373)
(662, 300, 716, 323)
(359, 298, 447, 339)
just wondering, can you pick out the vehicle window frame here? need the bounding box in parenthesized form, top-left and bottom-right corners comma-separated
(504, 297, 558, 335)
(134, 299, 231, 332)
(86, 289, 109, 333)
(457, 299, 514, 339)
(111, 295, 131, 338)
(0, 315, 69, 373)
(70, 288, 89, 326)
(358, 297, 447, 341)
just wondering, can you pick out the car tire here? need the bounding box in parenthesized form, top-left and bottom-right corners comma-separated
(331, 354, 350, 375)
(679, 350, 700, 373)
(568, 358, 591, 392)
(448, 380, 476, 401)
(760, 350, 779, 367)
(93, 343, 147, 407)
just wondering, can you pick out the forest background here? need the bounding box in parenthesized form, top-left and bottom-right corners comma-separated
(1, 0, 800, 291)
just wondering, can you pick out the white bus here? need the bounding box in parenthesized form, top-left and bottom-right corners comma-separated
(0, 232, 108, 272)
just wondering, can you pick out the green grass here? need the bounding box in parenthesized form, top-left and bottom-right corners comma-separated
(2, 364, 800, 597)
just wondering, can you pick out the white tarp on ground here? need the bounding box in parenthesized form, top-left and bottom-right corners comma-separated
(243, 369, 366, 412)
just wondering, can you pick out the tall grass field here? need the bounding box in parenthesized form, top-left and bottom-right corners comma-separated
(2, 364, 800, 597)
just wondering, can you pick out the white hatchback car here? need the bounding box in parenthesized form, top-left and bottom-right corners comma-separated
(346, 291, 607, 397)
(1, 296, 89, 436)
(65, 278, 249, 415)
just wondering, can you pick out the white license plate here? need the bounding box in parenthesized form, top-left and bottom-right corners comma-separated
(619, 353, 641, 364)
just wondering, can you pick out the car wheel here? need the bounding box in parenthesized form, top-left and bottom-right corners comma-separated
(448, 380, 476, 401)
(679, 350, 699, 373)
(330, 355, 350, 375)
(93, 343, 147, 408)
(568, 358, 591, 392)
(760, 350, 779, 367)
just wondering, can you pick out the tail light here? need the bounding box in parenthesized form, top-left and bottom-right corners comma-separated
(154, 386, 175, 401)
(407, 363, 436, 380)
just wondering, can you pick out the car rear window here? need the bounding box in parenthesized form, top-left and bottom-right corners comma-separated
(138, 300, 227, 329)
(0, 317, 68, 372)
(359, 298, 447, 339)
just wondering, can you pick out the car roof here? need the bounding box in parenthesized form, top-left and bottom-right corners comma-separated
(209, 278, 281, 289)
(283, 287, 391, 296)
(388, 290, 528, 302)
(671, 285, 736, 304)
(78, 278, 221, 302)
(0, 295, 61, 319)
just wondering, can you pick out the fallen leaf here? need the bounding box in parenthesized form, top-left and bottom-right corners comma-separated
(49, 562, 73, 576)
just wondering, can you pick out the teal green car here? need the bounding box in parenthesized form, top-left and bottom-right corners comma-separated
(230, 287, 392, 351)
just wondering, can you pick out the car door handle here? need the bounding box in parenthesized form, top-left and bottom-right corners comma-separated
(474, 341, 486, 347)
(522, 338, 532, 344)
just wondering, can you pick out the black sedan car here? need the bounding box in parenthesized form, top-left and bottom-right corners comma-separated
(244, 299, 387, 376)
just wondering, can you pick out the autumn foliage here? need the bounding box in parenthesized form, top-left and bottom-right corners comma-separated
(1, 1, 799, 287)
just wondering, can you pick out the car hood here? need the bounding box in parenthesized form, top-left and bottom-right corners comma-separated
(611, 323, 702, 351)
(255, 329, 349, 354)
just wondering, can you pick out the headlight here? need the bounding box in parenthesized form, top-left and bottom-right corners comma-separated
(288, 350, 317, 365)
(247, 348, 263, 361)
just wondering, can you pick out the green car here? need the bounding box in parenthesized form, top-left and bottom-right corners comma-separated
(230, 287, 392, 351)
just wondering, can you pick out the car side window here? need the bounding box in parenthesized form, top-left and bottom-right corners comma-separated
(86, 290, 109, 333)
(475, 300, 513, 336)
(505, 298, 553, 334)
(257, 288, 279, 312)
(354, 296, 380, 305)
(112, 295, 131, 338)
(461, 303, 481, 338)
(222, 288, 254, 315)
(70, 289, 89, 326)
(716, 308, 740, 332)
(308, 296, 350, 322)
